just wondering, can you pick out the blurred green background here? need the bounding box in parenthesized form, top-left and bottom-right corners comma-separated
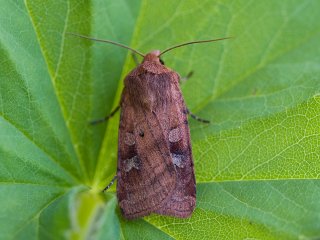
(1, 0, 320, 239)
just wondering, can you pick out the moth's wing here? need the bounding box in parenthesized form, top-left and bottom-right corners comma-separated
(117, 91, 177, 219)
(155, 79, 196, 218)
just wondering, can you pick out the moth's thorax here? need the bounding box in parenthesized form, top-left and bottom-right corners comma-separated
(123, 49, 179, 110)
(142, 50, 161, 64)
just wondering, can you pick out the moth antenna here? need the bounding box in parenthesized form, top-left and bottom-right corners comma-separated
(159, 37, 233, 56)
(67, 32, 145, 57)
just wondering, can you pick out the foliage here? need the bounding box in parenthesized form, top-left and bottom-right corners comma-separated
(1, 0, 320, 239)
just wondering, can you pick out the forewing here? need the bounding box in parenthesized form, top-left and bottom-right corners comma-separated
(155, 80, 196, 218)
(117, 90, 177, 219)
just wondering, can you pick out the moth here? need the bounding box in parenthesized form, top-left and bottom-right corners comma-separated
(69, 33, 229, 219)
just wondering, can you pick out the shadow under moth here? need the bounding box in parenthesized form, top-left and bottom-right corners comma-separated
(69, 33, 229, 219)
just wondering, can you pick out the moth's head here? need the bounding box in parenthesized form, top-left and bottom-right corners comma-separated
(143, 50, 165, 65)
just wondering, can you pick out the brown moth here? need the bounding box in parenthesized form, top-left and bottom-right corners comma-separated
(118, 50, 196, 219)
(68, 33, 230, 219)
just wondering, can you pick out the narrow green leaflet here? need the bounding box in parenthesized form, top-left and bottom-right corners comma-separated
(0, 0, 320, 239)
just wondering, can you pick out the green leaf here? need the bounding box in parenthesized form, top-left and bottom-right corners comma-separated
(1, 0, 320, 239)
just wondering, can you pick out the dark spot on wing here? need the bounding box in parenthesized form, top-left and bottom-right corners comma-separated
(123, 156, 140, 172)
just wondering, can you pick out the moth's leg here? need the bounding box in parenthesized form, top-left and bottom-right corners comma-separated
(186, 108, 210, 123)
(180, 71, 194, 82)
(103, 175, 117, 192)
(131, 53, 140, 66)
(90, 106, 120, 125)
